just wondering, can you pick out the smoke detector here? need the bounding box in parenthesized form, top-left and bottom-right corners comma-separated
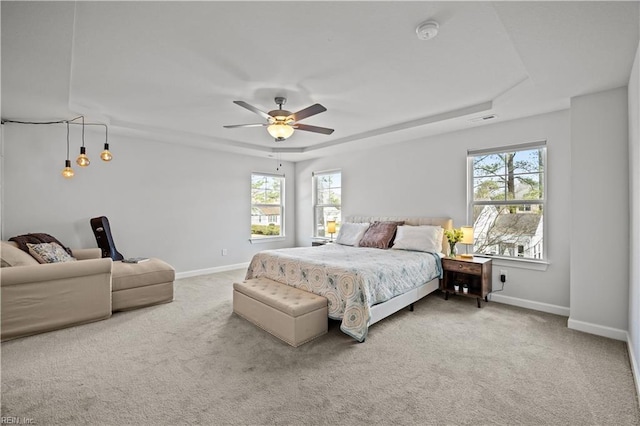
(416, 20, 439, 41)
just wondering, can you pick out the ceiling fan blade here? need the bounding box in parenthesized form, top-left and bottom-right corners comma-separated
(223, 123, 268, 128)
(233, 101, 271, 121)
(294, 123, 334, 135)
(290, 103, 327, 122)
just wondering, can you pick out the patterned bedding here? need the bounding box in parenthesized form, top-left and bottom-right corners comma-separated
(245, 244, 443, 342)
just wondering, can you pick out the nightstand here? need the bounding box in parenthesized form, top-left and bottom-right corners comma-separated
(311, 240, 329, 247)
(441, 256, 492, 308)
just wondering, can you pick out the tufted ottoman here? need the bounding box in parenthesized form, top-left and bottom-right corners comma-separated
(111, 259, 175, 311)
(233, 277, 328, 347)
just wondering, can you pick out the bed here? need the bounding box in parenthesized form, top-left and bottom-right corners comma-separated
(245, 216, 452, 342)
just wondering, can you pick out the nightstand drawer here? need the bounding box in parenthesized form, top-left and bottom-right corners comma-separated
(442, 260, 482, 275)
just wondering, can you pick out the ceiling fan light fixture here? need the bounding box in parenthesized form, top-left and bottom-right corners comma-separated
(267, 122, 295, 140)
(226, 97, 333, 141)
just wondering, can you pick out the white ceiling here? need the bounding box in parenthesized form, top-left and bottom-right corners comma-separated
(2, 1, 639, 161)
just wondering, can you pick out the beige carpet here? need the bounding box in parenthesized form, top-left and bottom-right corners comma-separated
(1, 268, 639, 425)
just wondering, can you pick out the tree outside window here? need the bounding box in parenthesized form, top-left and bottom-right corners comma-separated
(469, 143, 546, 260)
(313, 170, 341, 238)
(251, 173, 284, 239)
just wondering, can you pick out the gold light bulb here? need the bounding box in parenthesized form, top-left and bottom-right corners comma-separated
(76, 146, 90, 167)
(100, 143, 112, 162)
(62, 160, 75, 179)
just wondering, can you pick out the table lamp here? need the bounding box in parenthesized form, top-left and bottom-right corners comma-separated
(327, 220, 336, 242)
(460, 226, 474, 258)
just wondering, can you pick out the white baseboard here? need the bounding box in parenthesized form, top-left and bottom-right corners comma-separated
(567, 317, 627, 341)
(489, 293, 570, 317)
(626, 332, 640, 407)
(175, 262, 250, 280)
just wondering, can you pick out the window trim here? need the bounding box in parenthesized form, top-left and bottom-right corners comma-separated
(312, 169, 342, 239)
(250, 172, 285, 242)
(467, 141, 547, 263)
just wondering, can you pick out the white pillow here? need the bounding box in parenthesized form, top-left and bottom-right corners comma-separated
(392, 225, 443, 253)
(335, 222, 370, 246)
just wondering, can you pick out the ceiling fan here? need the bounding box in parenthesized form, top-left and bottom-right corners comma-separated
(224, 97, 334, 142)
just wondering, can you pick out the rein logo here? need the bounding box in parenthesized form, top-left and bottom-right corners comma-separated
(1, 417, 35, 424)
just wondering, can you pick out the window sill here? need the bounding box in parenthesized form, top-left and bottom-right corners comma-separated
(249, 236, 286, 244)
(474, 255, 549, 271)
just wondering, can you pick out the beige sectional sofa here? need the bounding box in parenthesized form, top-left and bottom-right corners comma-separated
(1, 241, 175, 341)
(1, 242, 112, 341)
(111, 257, 175, 312)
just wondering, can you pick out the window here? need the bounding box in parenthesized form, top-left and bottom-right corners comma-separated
(313, 170, 341, 238)
(468, 142, 546, 260)
(251, 173, 284, 240)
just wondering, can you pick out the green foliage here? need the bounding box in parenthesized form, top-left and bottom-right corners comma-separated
(251, 175, 282, 204)
(316, 174, 341, 206)
(251, 224, 281, 236)
(444, 228, 464, 244)
(472, 148, 544, 202)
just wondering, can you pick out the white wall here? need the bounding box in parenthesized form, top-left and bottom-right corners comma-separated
(296, 110, 572, 312)
(569, 86, 629, 339)
(2, 89, 633, 344)
(1, 125, 4, 238)
(1, 124, 295, 274)
(628, 40, 640, 395)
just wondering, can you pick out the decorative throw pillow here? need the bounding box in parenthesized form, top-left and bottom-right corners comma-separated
(335, 222, 370, 246)
(358, 221, 404, 249)
(392, 225, 444, 253)
(9, 233, 73, 256)
(27, 242, 77, 264)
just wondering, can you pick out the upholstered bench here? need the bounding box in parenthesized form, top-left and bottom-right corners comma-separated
(233, 277, 328, 347)
(111, 259, 175, 312)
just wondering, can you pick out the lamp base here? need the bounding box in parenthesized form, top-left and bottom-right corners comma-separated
(459, 254, 474, 259)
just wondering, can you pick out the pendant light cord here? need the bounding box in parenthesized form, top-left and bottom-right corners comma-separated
(2, 115, 83, 126)
(66, 121, 70, 160)
(2, 116, 108, 145)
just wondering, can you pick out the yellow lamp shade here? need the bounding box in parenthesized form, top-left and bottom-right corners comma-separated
(327, 221, 337, 234)
(461, 226, 474, 244)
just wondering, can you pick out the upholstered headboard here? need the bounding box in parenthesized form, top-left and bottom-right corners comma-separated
(344, 216, 453, 254)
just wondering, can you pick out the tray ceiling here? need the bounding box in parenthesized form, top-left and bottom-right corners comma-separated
(2, 1, 638, 160)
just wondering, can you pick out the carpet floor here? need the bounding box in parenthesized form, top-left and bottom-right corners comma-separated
(1, 269, 639, 425)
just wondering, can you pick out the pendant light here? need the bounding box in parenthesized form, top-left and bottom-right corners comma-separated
(76, 146, 90, 166)
(75, 116, 90, 167)
(62, 121, 75, 179)
(100, 125, 112, 161)
(1, 115, 111, 178)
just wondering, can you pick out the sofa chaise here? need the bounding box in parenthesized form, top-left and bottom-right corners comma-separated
(1, 241, 175, 341)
